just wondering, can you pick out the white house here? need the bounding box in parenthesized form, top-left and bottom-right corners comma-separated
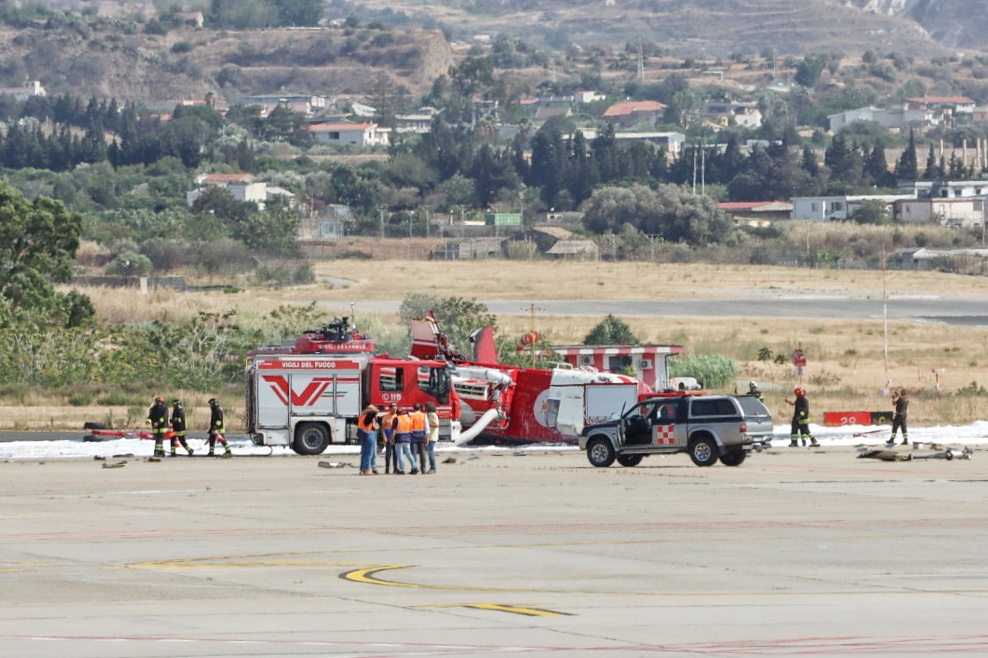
(307, 122, 390, 147)
(577, 129, 685, 156)
(828, 106, 906, 132)
(899, 180, 988, 200)
(235, 94, 329, 117)
(898, 197, 985, 227)
(906, 96, 976, 125)
(790, 195, 913, 221)
(705, 101, 763, 129)
(186, 173, 269, 207)
(0, 79, 46, 100)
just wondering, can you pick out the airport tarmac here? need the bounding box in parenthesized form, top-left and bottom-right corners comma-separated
(1, 446, 987, 657)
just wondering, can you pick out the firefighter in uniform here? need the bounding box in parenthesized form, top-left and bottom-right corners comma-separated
(169, 399, 195, 456)
(145, 396, 169, 457)
(785, 387, 818, 448)
(207, 398, 232, 457)
(887, 388, 909, 446)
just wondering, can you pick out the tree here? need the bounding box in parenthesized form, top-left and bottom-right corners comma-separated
(895, 128, 918, 182)
(276, 0, 324, 26)
(850, 199, 891, 225)
(0, 180, 90, 327)
(399, 293, 497, 358)
(581, 183, 735, 247)
(795, 56, 825, 87)
(584, 315, 639, 345)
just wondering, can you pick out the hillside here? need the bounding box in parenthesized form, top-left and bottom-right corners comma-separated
(37, 0, 980, 58)
(0, 22, 453, 102)
(347, 0, 956, 58)
(854, 0, 988, 51)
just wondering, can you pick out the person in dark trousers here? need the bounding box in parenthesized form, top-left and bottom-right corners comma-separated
(169, 399, 194, 456)
(393, 407, 416, 474)
(356, 405, 380, 475)
(785, 387, 818, 447)
(887, 389, 909, 446)
(145, 396, 169, 457)
(381, 403, 398, 474)
(409, 403, 427, 474)
(207, 398, 231, 457)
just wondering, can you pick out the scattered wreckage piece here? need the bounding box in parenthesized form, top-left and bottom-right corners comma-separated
(858, 446, 972, 462)
(858, 449, 912, 462)
(912, 446, 973, 461)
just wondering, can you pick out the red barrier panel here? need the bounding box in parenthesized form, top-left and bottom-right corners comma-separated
(823, 411, 878, 427)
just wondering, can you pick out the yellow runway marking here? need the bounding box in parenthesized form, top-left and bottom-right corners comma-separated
(428, 603, 571, 617)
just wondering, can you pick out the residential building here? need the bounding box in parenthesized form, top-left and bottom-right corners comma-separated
(533, 106, 572, 123)
(394, 107, 440, 134)
(602, 100, 666, 126)
(898, 197, 984, 227)
(0, 79, 46, 100)
(905, 96, 976, 125)
(718, 201, 793, 223)
(576, 129, 685, 156)
(790, 195, 913, 221)
(899, 180, 988, 199)
(186, 173, 269, 207)
(307, 122, 390, 147)
(234, 94, 330, 117)
(704, 101, 763, 129)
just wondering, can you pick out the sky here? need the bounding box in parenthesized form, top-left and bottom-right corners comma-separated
(0, 422, 985, 460)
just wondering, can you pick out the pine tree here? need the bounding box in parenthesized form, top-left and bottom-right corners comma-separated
(894, 128, 918, 182)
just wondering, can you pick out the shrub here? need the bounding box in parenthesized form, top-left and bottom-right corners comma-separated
(106, 252, 153, 276)
(669, 354, 738, 389)
(68, 392, 95, 406)
(98, 391, 135, 406)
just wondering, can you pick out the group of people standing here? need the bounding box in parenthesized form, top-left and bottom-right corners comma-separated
(146, 396, 230, 458)
(357, 402, 440, 475)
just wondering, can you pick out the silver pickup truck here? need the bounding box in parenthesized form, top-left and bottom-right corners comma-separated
(579, 393, 773, 468)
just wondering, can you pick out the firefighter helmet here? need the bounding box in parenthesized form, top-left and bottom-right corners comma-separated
(794, 387, 805, 396)
(749, 381, 758, 390)
(208, 398, 218, 406)
(154, 396, 164, 403)
(172, 398, 182, 406)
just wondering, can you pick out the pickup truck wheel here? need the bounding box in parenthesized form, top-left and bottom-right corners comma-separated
(617, 454, 643, 467)
(719, 449, 747, 466)
(293, 422, 331, 455)
(587, 437, 616, 467)
(689, 436, 718, 467)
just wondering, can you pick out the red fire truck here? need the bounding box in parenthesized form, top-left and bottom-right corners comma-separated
(245, 318, 461, 455)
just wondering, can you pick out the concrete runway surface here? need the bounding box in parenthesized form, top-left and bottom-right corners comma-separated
(1, 446, 987, 657)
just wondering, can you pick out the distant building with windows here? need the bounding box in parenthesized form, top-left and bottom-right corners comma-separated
(0, 79, 46, 100)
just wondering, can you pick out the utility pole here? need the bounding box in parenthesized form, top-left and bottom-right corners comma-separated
(700, 139, 706, 196)
(637, 39, 644, 83)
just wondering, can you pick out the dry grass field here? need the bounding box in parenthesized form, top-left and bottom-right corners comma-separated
(10, 261, 985, 433)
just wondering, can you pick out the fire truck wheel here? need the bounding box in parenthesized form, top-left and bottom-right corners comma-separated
(719, 449, 747, 467)
(586, 437, 615, 468)
(616, 454, 643, 467)
(689, 436, 718, 467)
(293, 422, 331, 455)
